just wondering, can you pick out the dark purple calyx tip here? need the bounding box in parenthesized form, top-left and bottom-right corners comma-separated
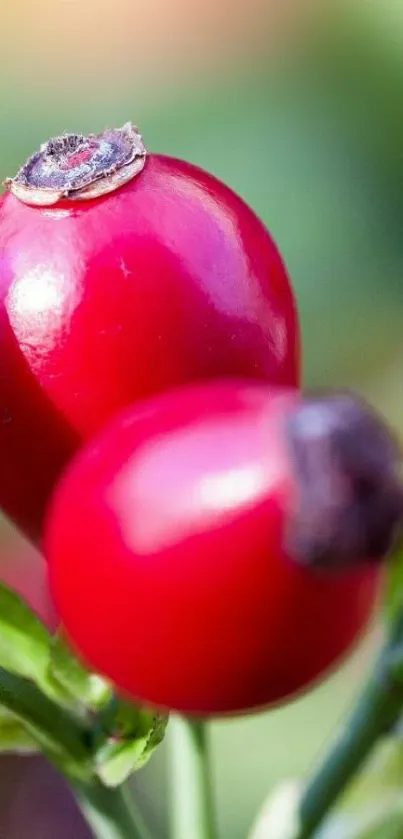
(5, 122, 147, 207)
(284, 392, 403, 571)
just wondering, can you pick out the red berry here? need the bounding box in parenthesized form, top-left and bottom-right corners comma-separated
(0, 124, 299, 543)
(45, 381, 379, 716)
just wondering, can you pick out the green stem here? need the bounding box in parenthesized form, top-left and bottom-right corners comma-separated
(74, 781, 153, 839)
(296, 640, 403, 839)
(169, 716, 217, 839)
(0, 669, 155, 839)
(0, 666, 90, 769)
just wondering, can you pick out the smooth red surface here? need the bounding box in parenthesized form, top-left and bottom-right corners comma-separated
(0, 155, 299, 543)
(46, 381, 379, 716)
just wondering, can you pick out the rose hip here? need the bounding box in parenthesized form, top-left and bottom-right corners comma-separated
(46, 381, 380, 716)
(0, 124, 299, 542)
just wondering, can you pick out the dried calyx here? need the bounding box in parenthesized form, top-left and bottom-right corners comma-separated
(285, 392, 403, 571)
(5, 122, 146, 207)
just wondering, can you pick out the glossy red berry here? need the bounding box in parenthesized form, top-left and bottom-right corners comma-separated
(0, 124, 299, 543)
(45, 381, 379, 716)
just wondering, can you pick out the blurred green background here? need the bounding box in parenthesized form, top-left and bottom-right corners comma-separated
(0, 0, 403, 836)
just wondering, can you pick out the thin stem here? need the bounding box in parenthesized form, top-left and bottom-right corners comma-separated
(74, 781, 154, 839)
(296, 644, 403, 839)
(169, 716, 217, 839)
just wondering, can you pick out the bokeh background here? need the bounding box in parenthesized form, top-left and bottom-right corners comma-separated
(0, 0, 402, 836)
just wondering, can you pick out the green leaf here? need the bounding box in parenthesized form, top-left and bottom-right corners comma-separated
(49, 631, 112, 710)
(95, 704, 168, 787)
(129, 710, 168, 768)
(0, 581, 54, 692)
(95, 738, 155, 787)
(384, 546, 403, 624)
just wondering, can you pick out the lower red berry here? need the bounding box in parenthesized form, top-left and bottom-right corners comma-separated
(45, 381, 380, 716)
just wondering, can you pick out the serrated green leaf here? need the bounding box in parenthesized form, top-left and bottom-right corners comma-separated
(95, 737, 155, 787)
(0, 581, 54, 692)
(130, 711, 168, 769)
(114, 702, 163, 739)
(95, 706, 168, 787)
(49, 631, 112, 710)
(97, 698, 163, 739)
